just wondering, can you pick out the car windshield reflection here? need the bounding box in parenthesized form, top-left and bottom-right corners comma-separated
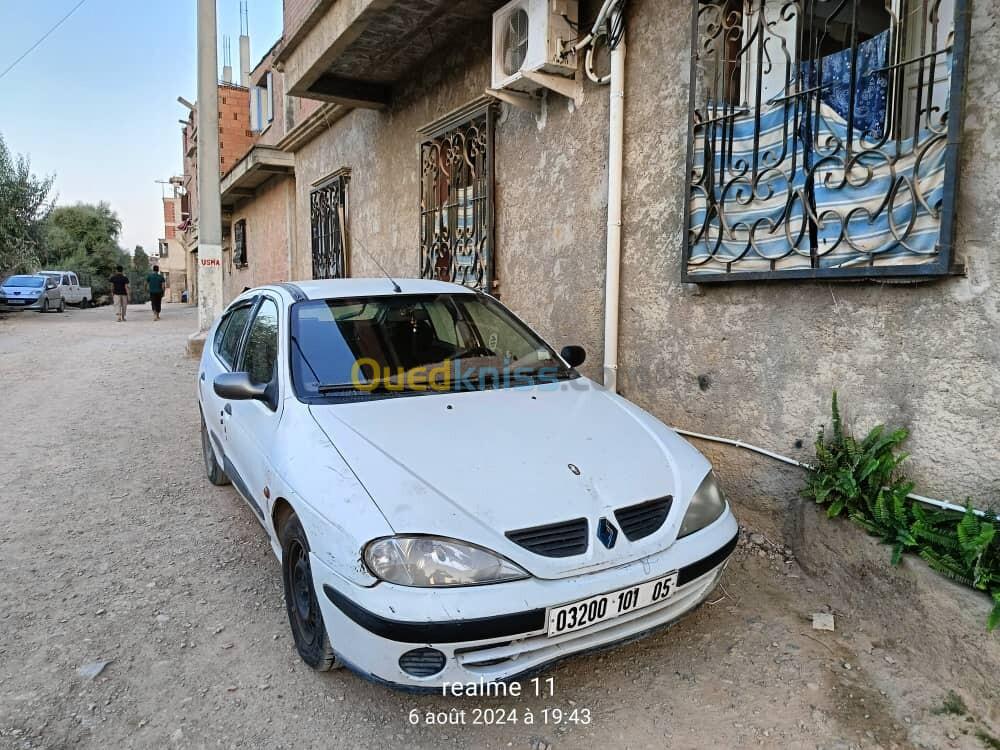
(290, 293, 576, 399)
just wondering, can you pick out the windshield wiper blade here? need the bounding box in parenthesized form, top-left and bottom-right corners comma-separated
(316, 381, 425, 394)
(316, 382, 380, 393)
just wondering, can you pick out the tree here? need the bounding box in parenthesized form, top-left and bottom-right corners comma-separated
(42, 202, 125, 298)
(0, 133, 55, 276)
(129, 245, 151, 304)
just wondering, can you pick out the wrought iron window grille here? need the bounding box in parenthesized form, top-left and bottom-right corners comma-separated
(310, 170, 350, 280)
(234, 219, 248, 268)
(683, 0, 970, 282)
(419, 100, 497, 293)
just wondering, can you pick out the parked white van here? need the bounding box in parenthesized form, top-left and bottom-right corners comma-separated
(39, 271, 93, 308)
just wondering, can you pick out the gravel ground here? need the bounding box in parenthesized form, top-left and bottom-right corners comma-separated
(0, 303, 998, 750)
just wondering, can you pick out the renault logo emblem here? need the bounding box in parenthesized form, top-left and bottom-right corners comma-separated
(596, 517, 618, 549)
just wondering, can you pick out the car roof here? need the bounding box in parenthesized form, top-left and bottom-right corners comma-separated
(265, 278, 477, 301)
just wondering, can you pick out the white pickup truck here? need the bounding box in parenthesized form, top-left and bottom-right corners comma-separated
(39, 271, 93, 308)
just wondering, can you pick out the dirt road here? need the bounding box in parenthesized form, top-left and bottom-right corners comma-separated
(1, 303, 997, 749)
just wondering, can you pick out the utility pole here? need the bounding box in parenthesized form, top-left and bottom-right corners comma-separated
(193, 0, 223, 343)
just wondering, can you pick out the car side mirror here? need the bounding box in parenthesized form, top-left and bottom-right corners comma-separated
(560, 345, 586, 368)
(214, 372, 268, 401)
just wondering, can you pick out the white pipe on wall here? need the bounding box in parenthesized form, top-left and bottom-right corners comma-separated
(671, 427, 988, 518)
(602, 12, 626, 393)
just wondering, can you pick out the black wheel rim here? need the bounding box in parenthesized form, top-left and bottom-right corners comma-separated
(286, 539, 319, 646)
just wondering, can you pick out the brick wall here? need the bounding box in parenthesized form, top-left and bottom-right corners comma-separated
(163, 198, 177, 240)
(283, 0, 316, 42)
(218, 84, 253, 173)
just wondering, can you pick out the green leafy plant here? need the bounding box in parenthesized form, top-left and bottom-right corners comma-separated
(931, 689, 968, 716)
(804, 392, 1000, 631)
(803, 392, 910, 520)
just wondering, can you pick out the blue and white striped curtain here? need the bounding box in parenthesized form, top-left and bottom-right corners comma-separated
(689, 30, 947, 275)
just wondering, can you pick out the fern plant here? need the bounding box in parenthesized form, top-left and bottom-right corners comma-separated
(803, 392, 910, 520)
(804, 392, 1000, 631)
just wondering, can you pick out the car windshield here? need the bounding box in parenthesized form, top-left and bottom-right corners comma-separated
(290, 293, 575, 399)
(4, 276, 44, 288)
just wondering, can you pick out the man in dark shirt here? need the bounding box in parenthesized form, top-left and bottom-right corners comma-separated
(109, 266, 130, 322)
(147, 265, 166, 321)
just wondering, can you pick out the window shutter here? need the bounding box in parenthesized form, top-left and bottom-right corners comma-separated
(250, 87, 261, 132)
(265, 72, 274, 123)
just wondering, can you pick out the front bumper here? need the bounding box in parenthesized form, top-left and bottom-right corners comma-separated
(0, 297, 43, 311)
(313, 509, 738, 689)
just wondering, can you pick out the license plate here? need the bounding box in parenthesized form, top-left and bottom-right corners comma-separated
(546, 572, 679, 637)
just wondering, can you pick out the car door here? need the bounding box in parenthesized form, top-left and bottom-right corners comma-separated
(66, 274, 80, 304)
(44, 277, 59, 306)
(223, 295, 283, 522)
(200, 298, 257, 468)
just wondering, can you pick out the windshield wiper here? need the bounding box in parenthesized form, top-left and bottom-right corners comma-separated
(316, 381, 426, 394)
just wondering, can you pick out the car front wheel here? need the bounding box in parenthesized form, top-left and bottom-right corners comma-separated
(40, 298, 49, 313)
(281, 514, 341, 671)
(201, 416, 230, 486)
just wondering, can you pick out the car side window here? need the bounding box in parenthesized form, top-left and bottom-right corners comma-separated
(70, 274, 78, 285)
(215, 304, 254, 369)
(240, 298, 280, 386)
(62, 275, 71, 285)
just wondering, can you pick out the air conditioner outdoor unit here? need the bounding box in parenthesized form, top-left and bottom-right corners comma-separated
(491, 0, 578, 93)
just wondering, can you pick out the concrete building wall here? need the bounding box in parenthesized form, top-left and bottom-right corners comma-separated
(157, 237, 188, 303)
(285, 0, 998, 534)
(223, 175, 296, 305)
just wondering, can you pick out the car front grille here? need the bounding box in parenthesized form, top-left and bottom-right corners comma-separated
(506, 518, 588, 558)
(614, 496, 672, 541)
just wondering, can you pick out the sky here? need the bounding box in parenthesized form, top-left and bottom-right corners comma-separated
(0, 0, 283, 253)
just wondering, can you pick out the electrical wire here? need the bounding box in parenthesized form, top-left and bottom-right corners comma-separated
(0, 0, 89, 81)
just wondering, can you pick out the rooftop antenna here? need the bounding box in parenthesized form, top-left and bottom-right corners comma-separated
(339, 203, 402, 293)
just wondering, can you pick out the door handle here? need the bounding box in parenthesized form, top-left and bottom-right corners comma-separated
(224, 404, 232, 415)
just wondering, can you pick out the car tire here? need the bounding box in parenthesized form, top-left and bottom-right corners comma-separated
(80, 299, 89, 309)
(58, 299, 65, 313)
(280, 514, 341, 671)
(40, 298, 49, 313)
(201, 416, 231, 486)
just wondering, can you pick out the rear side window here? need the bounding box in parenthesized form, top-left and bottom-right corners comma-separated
(62, 275, 71, 285)
(215, 304, 254, 369)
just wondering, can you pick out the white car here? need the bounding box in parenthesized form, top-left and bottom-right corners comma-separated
(198, 279, 738, 689)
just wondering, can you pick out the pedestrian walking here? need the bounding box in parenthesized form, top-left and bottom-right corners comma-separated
(147, 265, 166, 321)
(110, 266, 130, 322)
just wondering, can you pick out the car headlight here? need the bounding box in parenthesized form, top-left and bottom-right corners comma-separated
(364, 536, 529, 587)
(678, 472, 727, 538)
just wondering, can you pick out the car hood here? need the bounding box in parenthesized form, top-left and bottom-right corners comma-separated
(307, 379, 711, 579)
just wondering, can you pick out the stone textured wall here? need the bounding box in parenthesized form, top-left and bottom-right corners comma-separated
(287, 0, 1000, 534)
(223, 175, 296, 305)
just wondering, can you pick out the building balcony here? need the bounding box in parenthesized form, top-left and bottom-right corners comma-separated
(220, 146, 295, 209)
(276, 0, 506, 108)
